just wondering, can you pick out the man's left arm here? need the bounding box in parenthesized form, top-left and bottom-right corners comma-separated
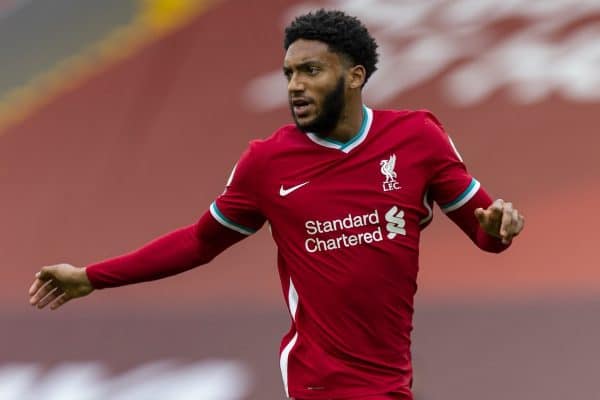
(444, 187, 524, 252)
(421, 112, 524, 252)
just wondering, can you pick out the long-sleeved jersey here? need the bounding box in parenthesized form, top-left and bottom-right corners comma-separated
(87, 107, 508, 400)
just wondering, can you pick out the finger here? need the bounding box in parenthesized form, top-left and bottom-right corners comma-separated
(491, 200, 505, 218)
(29, 279, 55, 305)
(500, 204, 518, 244)
(501, 211, 519, 244)
(490, 198, 505, 211)
(37, 287, 61, 309)
(499, 202, 513, 237)
(508, 210, 525, 238)
(50, 293, 71, 310)
(510, 209, 520, 235)
(29, 275, 45, 296)
(29, 267, 56, 296)
(517, 212, 525, 232)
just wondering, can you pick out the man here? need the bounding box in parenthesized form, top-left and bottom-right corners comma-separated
(29, 9, 524, 400)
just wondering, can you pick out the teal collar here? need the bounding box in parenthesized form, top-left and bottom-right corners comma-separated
(306, 105, 373, 153)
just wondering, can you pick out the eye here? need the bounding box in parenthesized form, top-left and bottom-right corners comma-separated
(308, 65, 320, 75)
(283, 69, 292, 81)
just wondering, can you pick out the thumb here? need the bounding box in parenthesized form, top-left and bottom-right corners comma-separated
(474, 208, 486, 223)
(38, 266, 56, 281)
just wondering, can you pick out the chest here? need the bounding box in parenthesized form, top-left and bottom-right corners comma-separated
(260, 143, 431, 227)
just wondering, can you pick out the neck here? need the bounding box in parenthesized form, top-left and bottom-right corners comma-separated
(326, 97, 365, 143)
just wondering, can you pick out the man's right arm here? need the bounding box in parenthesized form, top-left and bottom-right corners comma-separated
(30, 140, 267, 310)
(28, 210, 246, 310)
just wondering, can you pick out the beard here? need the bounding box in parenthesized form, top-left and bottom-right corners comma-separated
(291, 76, 346, 136)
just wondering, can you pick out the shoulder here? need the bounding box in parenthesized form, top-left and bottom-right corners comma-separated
(237, 124, 300, 169)
(372, 108, 443, 128)
(247, 124, 303, 154)
(371, 108, 447, 141)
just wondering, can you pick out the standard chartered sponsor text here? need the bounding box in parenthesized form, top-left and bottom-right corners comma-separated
(305, 210, 383, 253)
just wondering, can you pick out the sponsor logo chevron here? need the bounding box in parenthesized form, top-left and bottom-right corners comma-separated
(246, 0, 600, 109)
(385, 206, 407, 239)
(304, 206, 406, 253)
(0, 360, 251, 400)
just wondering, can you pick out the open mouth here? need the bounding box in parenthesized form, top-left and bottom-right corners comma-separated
(291, 98, 313, 117)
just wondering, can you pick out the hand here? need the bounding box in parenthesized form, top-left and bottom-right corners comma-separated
(475, 199, 524, 245)
(28, 264, 94, 310)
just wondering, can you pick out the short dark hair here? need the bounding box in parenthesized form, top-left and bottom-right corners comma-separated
(283, 9, 379, 86)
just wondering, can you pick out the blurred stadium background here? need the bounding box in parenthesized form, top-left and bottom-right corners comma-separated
(1, 0, 599, 399)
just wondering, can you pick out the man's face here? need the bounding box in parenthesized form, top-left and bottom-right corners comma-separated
(283, 39, 348, 135)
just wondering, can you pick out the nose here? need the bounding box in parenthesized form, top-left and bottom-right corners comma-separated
(287, 73, 305, 94)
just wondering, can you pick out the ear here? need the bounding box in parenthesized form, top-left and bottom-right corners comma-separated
(347, 65, 366, 89)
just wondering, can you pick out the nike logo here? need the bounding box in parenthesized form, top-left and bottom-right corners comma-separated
(279, 181, 309, 196)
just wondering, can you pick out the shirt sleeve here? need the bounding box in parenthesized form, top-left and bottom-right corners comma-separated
(86, 211, 247, 289)
(444, 186, 510, 253)
(210, 141, 267, 236)
(423, 112, 480, 213)
(422, 112, 509, 253)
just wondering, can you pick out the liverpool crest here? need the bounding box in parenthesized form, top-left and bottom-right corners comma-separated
(380, 155, 401, 192)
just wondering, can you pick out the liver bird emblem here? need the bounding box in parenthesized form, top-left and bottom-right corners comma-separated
(380, 155, 397, 183)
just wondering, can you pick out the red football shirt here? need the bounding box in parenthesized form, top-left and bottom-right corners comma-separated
(211, 106, 484, 399)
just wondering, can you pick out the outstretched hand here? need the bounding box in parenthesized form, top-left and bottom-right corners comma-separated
(475, 199, 524, 245)
(28, 264, 94, 310)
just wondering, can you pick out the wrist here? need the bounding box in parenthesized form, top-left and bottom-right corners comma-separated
(81, 266, 94, 290)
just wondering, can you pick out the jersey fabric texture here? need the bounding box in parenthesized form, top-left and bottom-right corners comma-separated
(211, 106, 503, 399)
